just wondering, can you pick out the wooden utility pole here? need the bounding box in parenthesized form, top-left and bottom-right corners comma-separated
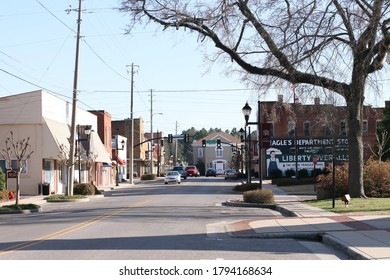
(67, 0, 83, 195)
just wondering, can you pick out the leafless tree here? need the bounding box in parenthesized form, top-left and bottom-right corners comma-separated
(369, 130, 390, 161)
(120, 0, 390, 197)
(0, 131, 34, 205)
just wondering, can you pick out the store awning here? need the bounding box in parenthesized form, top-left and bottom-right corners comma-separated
(113, 154, 125, 165)
(90, 131, 112, 165)
(42, 118, 71, 159)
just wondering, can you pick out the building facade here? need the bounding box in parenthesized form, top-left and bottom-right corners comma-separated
(112, 118, 149, 177)
(258, 96, 384, 178)
(192, 132, 242, 174)
(0, 90, 112, 195)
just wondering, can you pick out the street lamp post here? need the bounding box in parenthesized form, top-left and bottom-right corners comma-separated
(242, 101, 262, 189)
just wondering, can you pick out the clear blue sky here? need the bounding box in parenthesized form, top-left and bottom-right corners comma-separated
(1, 1, 388, 136)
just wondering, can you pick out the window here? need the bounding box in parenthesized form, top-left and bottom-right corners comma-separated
(340, 120, 347, 136)
(288, 121, 296, 136)
(0, 160, 6, 174)
(376, 119, 382, 133)
(267, 123, 274, 137)
(363, 120, 368, 136)
(197, 148, 203, 158)
(303, 121, 310, 136)
(324, 125, 333, 136)
(215, 148, 223, 158)
(0, 159, 28, 174)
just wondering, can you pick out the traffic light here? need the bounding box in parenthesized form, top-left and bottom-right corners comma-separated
(168, 134, 173, 143)
(184, 134, 190, 143)
(202, 139, 206, 147)
(160, 139, 164, 147)
(217, 139, 221, 149)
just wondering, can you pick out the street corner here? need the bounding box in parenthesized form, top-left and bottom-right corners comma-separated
(226, 219, 257, 237)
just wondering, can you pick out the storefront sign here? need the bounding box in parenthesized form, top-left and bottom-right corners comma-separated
(266, 137, 349, 177)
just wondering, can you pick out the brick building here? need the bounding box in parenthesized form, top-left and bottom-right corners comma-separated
(256, 96, 384, 178)
(112, 118, 149, 178)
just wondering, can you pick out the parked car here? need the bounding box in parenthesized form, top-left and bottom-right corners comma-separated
(225, 169, 238, 180)
(205, 168, 216, 177)
(172, 166, 187, 179)
(164, 171, 181, 184)
(185, 165, 200, 177)
(216, 169, 225, 176)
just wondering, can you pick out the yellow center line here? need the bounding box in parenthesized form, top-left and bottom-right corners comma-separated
(0, 198, 158, 256)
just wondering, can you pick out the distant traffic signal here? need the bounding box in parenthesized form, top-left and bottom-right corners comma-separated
(168, 134, 173, 143)
(202, 139, 206, 147)
(217, 139, 221, 149)
(184, 134, 190, 143)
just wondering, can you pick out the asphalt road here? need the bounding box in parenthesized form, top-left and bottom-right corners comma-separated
(0, 177, 348, 260)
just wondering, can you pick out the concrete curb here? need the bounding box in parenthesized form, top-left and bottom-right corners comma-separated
(0, 207, 42, 214)
(321, 234, 371, 260)
(46, 197, 90, 203)
(224, 199, 298, 217)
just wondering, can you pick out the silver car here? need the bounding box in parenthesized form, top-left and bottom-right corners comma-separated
(164, 171, 181, 184)
(225, 169, 238, 180)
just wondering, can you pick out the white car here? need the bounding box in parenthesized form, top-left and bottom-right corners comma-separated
(164, 171, 181, 184)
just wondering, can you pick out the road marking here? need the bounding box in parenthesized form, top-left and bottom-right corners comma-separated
(0, 198, 158, 256)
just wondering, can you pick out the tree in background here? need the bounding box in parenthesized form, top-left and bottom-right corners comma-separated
(121, 1, 390, 198)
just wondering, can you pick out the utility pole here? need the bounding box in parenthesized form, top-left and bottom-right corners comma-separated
(175, 121, 178, 164)
(67, 0, 82, 196)
(150, 90, 154, 174)
(127, 63, 136, 185)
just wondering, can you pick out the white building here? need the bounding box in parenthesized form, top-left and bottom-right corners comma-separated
(0, 90, 112, 195)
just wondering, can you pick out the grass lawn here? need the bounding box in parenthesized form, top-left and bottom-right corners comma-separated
(304, 197, 390, 215)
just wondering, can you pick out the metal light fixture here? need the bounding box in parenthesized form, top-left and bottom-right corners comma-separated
(239, 127, 245, 142)
(241, 101, 262, 189)
(84, 125, 92, 135)
(242, 102, 252, 124)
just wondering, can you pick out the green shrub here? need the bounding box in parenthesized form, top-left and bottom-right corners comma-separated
(298, 169, 309, 178)
(243, 189, 275, 204)
(233, 182, 261, 192)
(73, 183, 96, 195)
(316, 158, 390, 198)
(285, 169, 296, 177)
(269, 168, 283, 179)
(1, 204, 40, 211)
(141, 174, 157, 180)
(312, 168, 324, 177)
(363, 158, 390, 197)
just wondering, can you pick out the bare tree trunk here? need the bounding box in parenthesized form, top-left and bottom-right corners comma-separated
(16, 174, 20, 206)
(347, 85, 366, 198)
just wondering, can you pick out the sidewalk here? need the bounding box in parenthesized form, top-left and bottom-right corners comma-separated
(227, 183, 390, 260)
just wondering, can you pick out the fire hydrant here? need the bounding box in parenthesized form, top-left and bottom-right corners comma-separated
(8, 191, 15, 200)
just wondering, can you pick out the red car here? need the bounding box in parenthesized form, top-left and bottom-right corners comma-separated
(185, 166, 200, 177)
